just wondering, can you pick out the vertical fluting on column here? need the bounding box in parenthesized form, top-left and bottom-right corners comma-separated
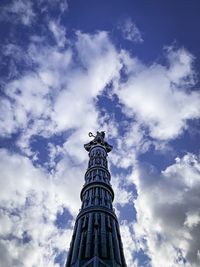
(66, 132, 127, 267)
(71, 219, 82, 264)
(78, 216, 86, 260)
(101, 213, 107, 258)
(66, 222, 76, 266)
(117, 222, 127, 266)
(85, 212, 93, 258)
(107, 215, 115, 261)
(112, 218, 122, 265)
(94, 213, 99, 256)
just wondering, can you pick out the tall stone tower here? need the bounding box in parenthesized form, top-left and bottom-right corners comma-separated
(66, 132, 127, 267)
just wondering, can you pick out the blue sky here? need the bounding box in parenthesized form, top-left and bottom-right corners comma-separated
(0, 1, 200, 266)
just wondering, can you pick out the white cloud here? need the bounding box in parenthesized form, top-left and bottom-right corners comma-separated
(112, 175, 133, 207)
(48, 20, 67, 48)
(115, 47, 200, 140)
(166, 46, 195, 84)
(1, 29, 199, 155)
(0, 0, 68, 27)
(1, 0, 35, 26)
(0, 14, 200, 266)
(120, 221, 137, 266)
(119, 18, 143, 43)
(0, 26, 127, 261)
(184, 211, 200, 228)
(110, 122, 151, 169)
(0, 31, 122, 158)
(130, 153, 200, 267)
(0, 148, 82, 267)
(39, 0, 68, 15)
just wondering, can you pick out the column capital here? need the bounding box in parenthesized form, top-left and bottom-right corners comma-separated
(84, 131, 113, 153)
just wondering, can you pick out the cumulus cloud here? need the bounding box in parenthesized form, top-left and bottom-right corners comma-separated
(110, 121, 151, 169)
(0, 30, 122, 157)
(0, 7, 200, 265)
(0, 148, 85, 266)
(120, 221, 137, 266)
(130, 153, 200, 267)
(115, 47, 200, 141)
(0, 29, 123, 265)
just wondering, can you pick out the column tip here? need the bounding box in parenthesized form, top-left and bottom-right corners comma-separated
(84, 131, 113, 153)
